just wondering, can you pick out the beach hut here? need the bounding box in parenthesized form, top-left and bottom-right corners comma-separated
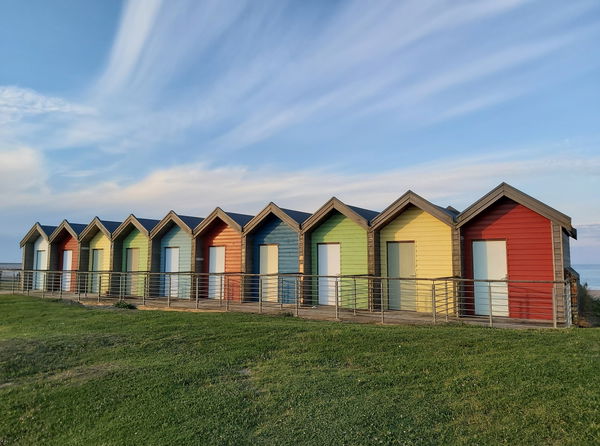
(78, 217, 122, 294)
(302, 198, 379, 308)
(456, 183, 576, 320)
(370, 191, 459, 313)
(48, 220, 87, 292)
(193, 208, 254, 301)
(149, 211, 203, 298)
(111, 215, 160, 296)
(20, 223, 57, 290)
(243, 203, 311, 303)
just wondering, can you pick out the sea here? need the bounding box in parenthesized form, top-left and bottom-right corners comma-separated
(573, 264, 600, 290)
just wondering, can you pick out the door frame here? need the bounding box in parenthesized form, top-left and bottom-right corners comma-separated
(385, 240, 416, 311)
(471, 239, 509, 317)
(163, 246, 180, 297)
(208, 245, 226, 299)
(316, 242, 341, 306)
(259, 243, 279, 301)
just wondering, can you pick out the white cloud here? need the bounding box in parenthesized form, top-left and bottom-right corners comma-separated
(0, 86, 93, 125)
(48, 0, 593, 156)
(0, 147, 47, 204)
(92, 0, 164, 95)
(7, 147, 598, 219)
(2, 146, 599, 262)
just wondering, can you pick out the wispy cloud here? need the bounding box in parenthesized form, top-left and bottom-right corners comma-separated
(6, 146, 599, 219)
(92, 0, 163, 96)
(41, 0, 597, 156)
(2, 141, 599, 261)
(0, 86, 93, 125)
(1, 0, 595, 163)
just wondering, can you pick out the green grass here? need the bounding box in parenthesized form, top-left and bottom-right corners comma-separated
(1, 295, 599, 445)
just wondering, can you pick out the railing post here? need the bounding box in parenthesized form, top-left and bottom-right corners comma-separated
(279, 276, 283, 310)
(353, 277, 357, 316)
(167, 275, 171, 308)
(225, 276, 230, 312)
(240, 275, 245, 304)
(41, 273, 46, 298)
(59, 272, 63, 299)
(219, 275, 224, 307)
(195, 275, 199, 309)
(487, 282, 493, 328)
(335, 278, 340, 321)
(97, 273, 101, 303)
(552, 282, 558, 329)
(143, 273, 147, 306)
(445, 280, 449, 322)
(381, 278, 385, 324)
(295, 276, 300, 317)
(77, 274, 81, 302)
(431, 281, 436, 324)
(259, 276, 263, 313)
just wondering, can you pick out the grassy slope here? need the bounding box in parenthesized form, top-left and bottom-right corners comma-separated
(0, 295, 599, 446)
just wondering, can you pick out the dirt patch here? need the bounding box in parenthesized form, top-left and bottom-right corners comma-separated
(46, 362, 122, 383)
(136, 305, 225, 314)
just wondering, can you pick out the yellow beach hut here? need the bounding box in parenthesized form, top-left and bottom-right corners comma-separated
(370, 191, 459, 313)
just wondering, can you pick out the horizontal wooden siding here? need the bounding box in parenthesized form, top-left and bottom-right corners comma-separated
(310, 211, 368, 308)
(379, 206, 453, 312)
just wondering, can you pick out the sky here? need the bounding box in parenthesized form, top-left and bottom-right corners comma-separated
(1, 0, 599, 263)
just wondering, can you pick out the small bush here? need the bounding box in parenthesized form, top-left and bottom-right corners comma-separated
(113, 301, 137, 310)
(578, 283, 600, 327)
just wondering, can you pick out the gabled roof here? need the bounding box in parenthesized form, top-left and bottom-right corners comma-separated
(179, 215, 205, 230)
(79, 217, 123, 242)
(112, 214, 161, 240)
(20, 222, 58, 247)
(193, 208, 254, 236)
(149, 211, 204, 239)
(302, 197, 378, 232)
(457, 182, 576, 238)
(371, 191, 456, 230)
(48, 219, 87, 242)
(243, 202, 311, 234)
(281, 208, 312, 225)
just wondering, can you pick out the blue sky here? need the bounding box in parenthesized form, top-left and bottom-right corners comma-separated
(1, 0, 599, 263)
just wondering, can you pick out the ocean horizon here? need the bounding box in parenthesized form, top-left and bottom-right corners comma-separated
(573, 264, 600, 290)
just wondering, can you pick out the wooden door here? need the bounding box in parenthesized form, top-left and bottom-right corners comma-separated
(387, 242, 416, 310)
(473, 240, 508, 316)
(259, 244, 279, 302)
(208, 246, 225, 299)
(317, 243, 340, 305)
(164, 247, 179, 297)
(61, 250, 72, 291)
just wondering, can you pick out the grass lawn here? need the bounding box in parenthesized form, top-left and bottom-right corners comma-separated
(1, 295, 599, 445)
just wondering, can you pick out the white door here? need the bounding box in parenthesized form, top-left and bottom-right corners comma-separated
(91, 249, 103, 293)
(164, 247, 179, 297)
(61, 250, 73, 291)
(34, 249, 47, 290)
(318, 244, 340, 305)
(126, 248, 139, 295)
(387, 242, 416, 310)
(473, 240, 508, 316)
(208, 246, 225, 299)
(259, 245, 279, 302)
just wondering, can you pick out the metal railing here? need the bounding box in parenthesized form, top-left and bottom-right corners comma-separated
(0, 269, 573, 328)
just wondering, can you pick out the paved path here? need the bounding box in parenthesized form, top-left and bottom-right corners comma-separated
(0, 290, 565, 329)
